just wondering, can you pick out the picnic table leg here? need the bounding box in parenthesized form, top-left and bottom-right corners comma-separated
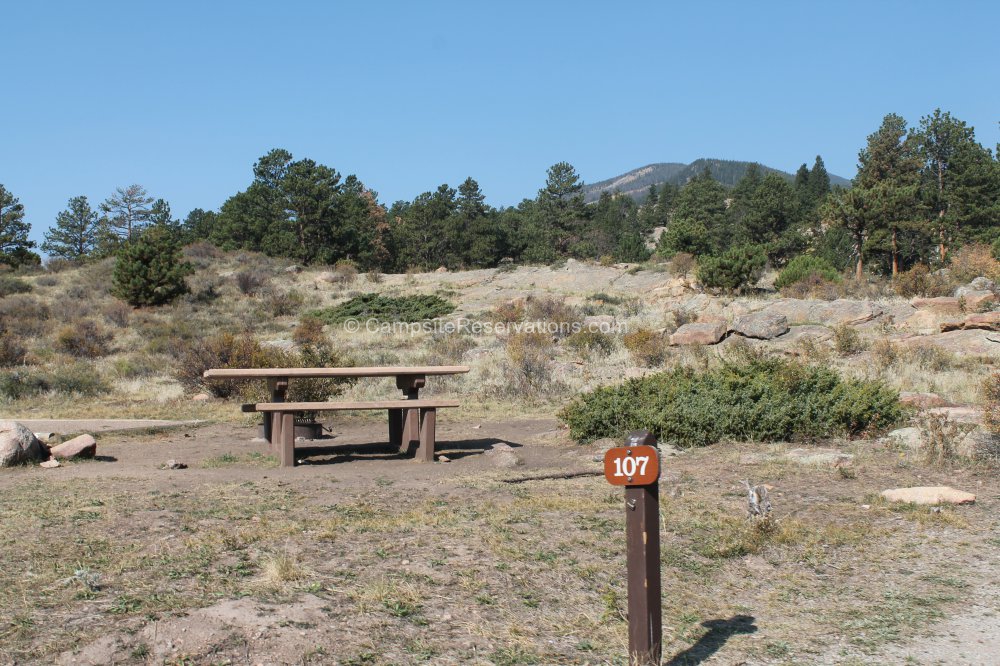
(388, 409, 403, 448)
(416, 408, 436, 462)
(396, 374, 426, 456)
(279, 412, 296, 467)
(264, 378, 288, 453)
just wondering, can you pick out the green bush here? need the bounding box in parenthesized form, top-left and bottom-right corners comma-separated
(992, 237, 1000, 261)
(55, 320, 112, 358)
(564, 329, 615, 356)
(0, 275, 32, 297)
(0, 369, 50, 400)
(696, 245, 767, 293)
(49, 363, 109, 396)
(656, 219, 712, 257)
(308, 293, 454, 325)
(558, 352, 902, 446)
(112, 227, 193, 307)
(775, 255, 841, 290)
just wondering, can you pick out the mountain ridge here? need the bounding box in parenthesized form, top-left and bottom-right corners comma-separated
(584, 158, 852, 203)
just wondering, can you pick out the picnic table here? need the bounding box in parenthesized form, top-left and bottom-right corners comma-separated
(203, 365, 469, 467)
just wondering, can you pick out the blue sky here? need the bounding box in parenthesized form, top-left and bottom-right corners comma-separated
(3, 0, 998, 248)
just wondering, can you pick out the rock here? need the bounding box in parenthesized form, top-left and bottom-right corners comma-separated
(911, 296, 963, 316)
(968, 277, 996, 291)
(957, 428, 998, 459)
(284, 264, 302, 273)
(437, 455, 451, 463)
(731, 312, 789, 340)
(880, 486, 976, 505)
(162, 460, 188, 470)
(924, 406, 982, 424)
(959, 290, 996, 311)
(815, 299, 883, 326)
(33, 432, 56, 444)
(40, 459, 60, 469)
(435, 266, 448, 273)
(884, 427, 921, 449)
(899, 392, 951, 409)
(784, 448, 854, 466)
(485, 443, 522, 468)
(899, 329, 1000, 357)
(670, 321, 727, 346)
(191, 393, 211, 402)
(962, 312, 1000, 331)
(0, 420, 48, 467)
(50, 434, 97, 460)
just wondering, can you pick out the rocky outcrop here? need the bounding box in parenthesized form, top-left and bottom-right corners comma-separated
(0, 421, 48, 467)
(670, 321, 727, 346)
(759, 299, 882, 327)
(899, 329, 1000, 357)
(940, 311, 1000, 332)
(911, 297, 963, 316)
(731, 313, 789, 340)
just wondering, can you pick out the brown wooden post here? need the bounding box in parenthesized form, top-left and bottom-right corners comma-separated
(416, 408, 436, 462)
(388, 409, 403, 447)
(264, 377, 288, 451)
(395, 374, 425, 455)
(279, 412, 296, 467)
(604, 430, 662, 666)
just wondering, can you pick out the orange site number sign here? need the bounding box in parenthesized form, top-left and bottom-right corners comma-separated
(603, 445, 660, 486)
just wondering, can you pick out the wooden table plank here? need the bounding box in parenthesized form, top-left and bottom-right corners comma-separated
(203, 366, 470, 379)
(252, 399, 461, 411)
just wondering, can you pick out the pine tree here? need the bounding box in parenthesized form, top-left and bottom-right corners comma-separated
(808, 156, 831, 201)
(0, 183, 36, 266)
(42, 196, 100, 260)
(112, 226, 193, 306)
(100, 184, 154, 241)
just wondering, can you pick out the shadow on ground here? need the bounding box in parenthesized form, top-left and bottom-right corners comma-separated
(294, 438, 520, 465)
(664, 615, 758, 666)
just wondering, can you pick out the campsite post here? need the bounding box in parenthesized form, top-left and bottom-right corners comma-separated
(603, 430, 662, 666)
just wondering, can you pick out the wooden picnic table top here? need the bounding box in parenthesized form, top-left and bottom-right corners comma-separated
(203, 365, 470, 379)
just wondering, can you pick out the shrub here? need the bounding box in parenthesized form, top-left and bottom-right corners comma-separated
(0, 275, 32, 298)
(564, 329, 615, 356)
(657, 219, 712, 257)
(984, 373, 1000, 435)
(0, 295, 50, 337)
(292, 316, 328, 347)
(487, 332, 563, 400)
(775, 255, 841, 291)
(697, 245, 767, 294)
(262, 287, 305, 317)
(948, 243, 1000, 283)
(308, 293, 455, 325)
(670, 252, 696, 277)
(622, 328, 667, 366)
(523, 295, 582, 337)
(559, 352, 902, 445)
(0, 369, 50, 400)
(102, 301, 132, 328)
(235, 268, 269, 296)
(424, 334, 476, 364)
(490, 300, 526, 323)
(49, 363, 109, 396)
(993, 237, 1000, 261)
(183, 241, 222, 260)
(832, 324, 864, 356)
(176, 331, 351, 401)
(333, 259, 359, 283)
(778, 273, 843, 300)
(35, 274, 58, 287)
(0, 331, 27, 366)
(892, 264, 953, 298)
(112, 228, 193, 306)
(366, 270, 383, 284)
(55, 320, 112, 358)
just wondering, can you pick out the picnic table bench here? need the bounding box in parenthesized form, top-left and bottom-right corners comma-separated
(203, 366, 469, 467)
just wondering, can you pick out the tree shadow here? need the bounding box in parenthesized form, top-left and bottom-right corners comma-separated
(664, 615, 757, 666)
(294, 438, 517, 465)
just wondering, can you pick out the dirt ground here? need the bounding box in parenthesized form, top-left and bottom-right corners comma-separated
(0, 416, 997, 665)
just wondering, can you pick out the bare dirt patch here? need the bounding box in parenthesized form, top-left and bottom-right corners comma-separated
(1, 418, 996, 665)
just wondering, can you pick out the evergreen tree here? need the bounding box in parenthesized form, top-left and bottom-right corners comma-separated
(100, 184, 154, 242)
(537, 162, 587, 254)
(112, 226, 193, 306)
(181, 208, 217, 242)
(855, 114, 924, 274)
(823, 187, 874, 280)
(808, 155, 831, 201)
(671, 169, 729, 252)
(42, 195, 100, 260)
(738, 173, 802, 264)
(794, 163, 811, 191)
(0, 183, 37, 266)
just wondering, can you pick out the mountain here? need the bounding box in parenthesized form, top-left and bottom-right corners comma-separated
(583, 158, 852, 203)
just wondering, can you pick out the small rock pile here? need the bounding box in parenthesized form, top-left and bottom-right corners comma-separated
(0, 420, 97, 469)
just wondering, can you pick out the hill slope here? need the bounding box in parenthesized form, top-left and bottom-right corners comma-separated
(584, 158, 851, 202)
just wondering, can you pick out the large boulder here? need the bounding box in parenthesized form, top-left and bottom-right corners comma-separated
(731, 312, 789, 340)
(50, 434, 97, 460)
(959, 290, 997, 312)
(814, 299, 883, 326)
(670, 321, 727, 346)
(0, 420, 48, 467)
